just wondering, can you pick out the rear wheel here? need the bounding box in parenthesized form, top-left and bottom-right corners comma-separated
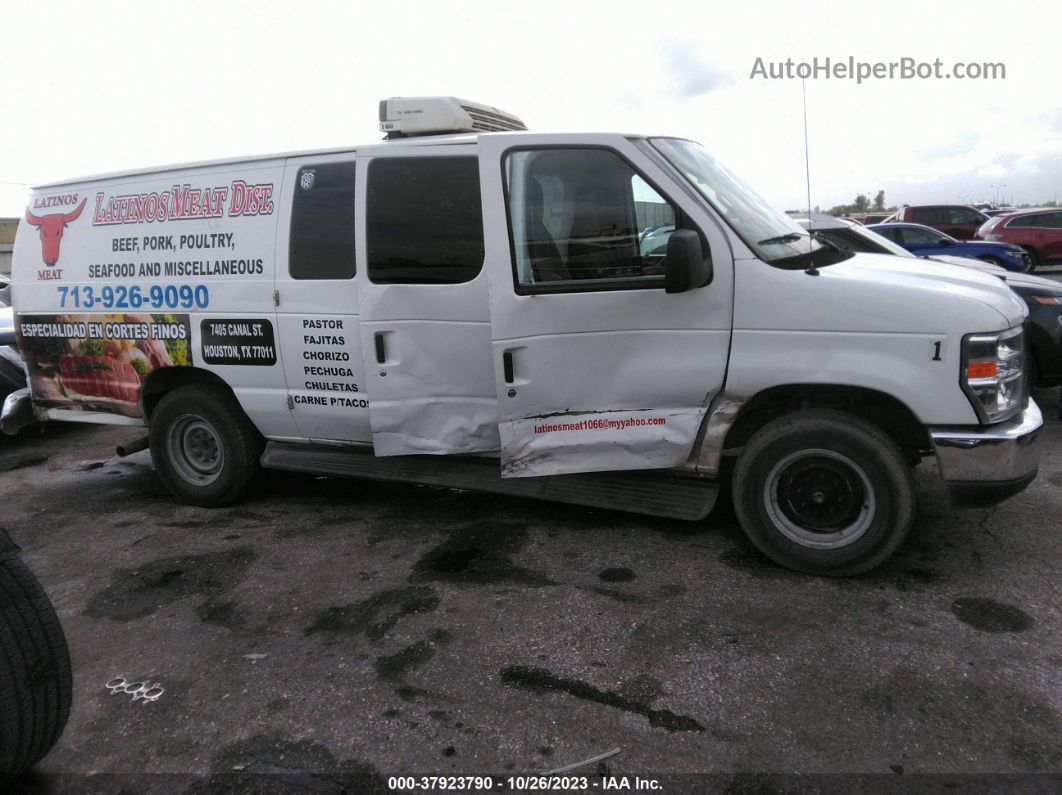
(149, 385, 264, 507)
(732, 409, 915, 576)
(0, 533, 71, 781)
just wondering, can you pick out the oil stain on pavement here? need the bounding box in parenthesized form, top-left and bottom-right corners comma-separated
(950, 597, 1034, 633)
(410, 522, 551, 587)
(500, 665, 704, 733)
(189, 732, 385, 794)
(83, 547, 256, 621)
(304, 586, 440, 641)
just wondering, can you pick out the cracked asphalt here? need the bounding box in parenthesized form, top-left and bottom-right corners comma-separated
(1, 385, 1059, 791)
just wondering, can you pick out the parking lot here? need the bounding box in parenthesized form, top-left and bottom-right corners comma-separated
(2, 376, 1060, 788)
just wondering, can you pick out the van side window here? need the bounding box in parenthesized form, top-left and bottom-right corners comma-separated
(366, 157, 484, 284)
(504, 148, 678, 292)
(289, 162, 356, 280)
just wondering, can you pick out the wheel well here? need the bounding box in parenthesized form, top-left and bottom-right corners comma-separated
(723, 385, 931, 458)
(140, 367, 235, 420)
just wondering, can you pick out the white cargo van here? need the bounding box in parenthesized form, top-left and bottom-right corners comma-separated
(8, 97, 1043, 575)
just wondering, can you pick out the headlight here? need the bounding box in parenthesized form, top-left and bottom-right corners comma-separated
(962, 325, 1025, 423)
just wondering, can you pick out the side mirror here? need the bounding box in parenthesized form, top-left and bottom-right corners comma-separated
(664, 229, 713, 293)
(938, 238, 954, 247)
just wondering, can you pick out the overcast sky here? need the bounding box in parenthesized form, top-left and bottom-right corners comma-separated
(2, 0, 1059, 217)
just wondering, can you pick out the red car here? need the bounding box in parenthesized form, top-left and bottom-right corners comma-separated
(883, 204, 989, 240)
(977, 208, 1062, 270)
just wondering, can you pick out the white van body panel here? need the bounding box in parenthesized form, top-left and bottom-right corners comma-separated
(274, 152, 368, 443)
(13, 160, 300, 438)
(354, 143, 500, 456)
(725, 253, 1027, 426)
(478, 133, 735, 477)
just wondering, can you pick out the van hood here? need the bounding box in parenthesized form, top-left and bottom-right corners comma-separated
(735, 252, 1027, 335)
(826, 253, 1026, 326)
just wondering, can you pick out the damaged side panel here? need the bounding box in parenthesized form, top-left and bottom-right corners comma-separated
(500, 407, 708, 478)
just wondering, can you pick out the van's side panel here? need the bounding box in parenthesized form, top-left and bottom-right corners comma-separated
(354, 144, 500, 456)
(273, 154, 369, 443)
(13, 162, 299, 437)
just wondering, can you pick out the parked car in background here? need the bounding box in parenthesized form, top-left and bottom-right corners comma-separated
(976, 208, 1062, 270)
(843, 213, 890, 226)
(880, 205, 990, 239)
(868, 222, 1032, 272)
(792, 214, 1062, 387)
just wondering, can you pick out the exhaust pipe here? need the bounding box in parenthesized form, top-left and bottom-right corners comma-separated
(116, 436, 150, 457)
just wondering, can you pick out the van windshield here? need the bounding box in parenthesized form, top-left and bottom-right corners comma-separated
(651, 138, 827, 264)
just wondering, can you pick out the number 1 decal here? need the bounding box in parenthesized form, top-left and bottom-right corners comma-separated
(931, 340, 945, 362)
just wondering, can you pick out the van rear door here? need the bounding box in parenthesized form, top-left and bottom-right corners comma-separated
(355, 144, 499, 456)
(478, 134, 734, 477)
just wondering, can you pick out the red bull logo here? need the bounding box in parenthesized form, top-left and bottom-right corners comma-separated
(25, 198, 87, 266)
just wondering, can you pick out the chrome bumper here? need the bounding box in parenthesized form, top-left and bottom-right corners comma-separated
(929, 401, 1043, 505)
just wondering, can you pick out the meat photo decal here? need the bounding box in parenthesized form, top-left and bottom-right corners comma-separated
(16, 314, 191, 417)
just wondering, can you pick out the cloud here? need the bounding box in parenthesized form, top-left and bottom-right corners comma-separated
(657, 38, 735, 100)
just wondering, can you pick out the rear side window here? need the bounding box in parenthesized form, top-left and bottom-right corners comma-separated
(949, 207, 985, 225)
(289, 162, 356, 280)
(1008, 213, 1059, 229)
(903, 227, 943, 245)
(367, 157, 484, 284)
(911, 206, 948, 225)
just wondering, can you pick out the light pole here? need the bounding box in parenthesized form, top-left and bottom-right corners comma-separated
(990, 184, 1007, 206)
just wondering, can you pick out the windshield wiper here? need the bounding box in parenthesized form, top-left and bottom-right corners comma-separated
(757, 232, 804, 246)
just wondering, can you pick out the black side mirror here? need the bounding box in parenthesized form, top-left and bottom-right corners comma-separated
(664, 229, 713, 294)
(938, 238, 954, 247)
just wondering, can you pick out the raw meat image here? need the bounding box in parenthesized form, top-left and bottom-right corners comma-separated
(16, 313, 192, 418)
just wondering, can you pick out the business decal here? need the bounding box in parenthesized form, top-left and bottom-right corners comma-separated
(91, 181, 275, 226)
(25, 194, 88, 281)
(16, 313, 192, 418)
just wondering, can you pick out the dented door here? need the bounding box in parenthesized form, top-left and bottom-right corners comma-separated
(356, 144, 500, 456)
(478, 134, 734, 478)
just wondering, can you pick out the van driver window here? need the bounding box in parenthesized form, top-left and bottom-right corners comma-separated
(505, 149, 677, 291)
(289, 161, 356, 280)
(367, 157, 484, 284)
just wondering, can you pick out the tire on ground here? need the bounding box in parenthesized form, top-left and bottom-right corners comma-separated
(731, 409, 915, 576)
(0, 533, 72, 781)
(149, 384, 265, 507)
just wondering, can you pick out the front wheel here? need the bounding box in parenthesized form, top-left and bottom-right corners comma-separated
(732, 410, 915, 576)
(1019, 247, 1039, 272)
(0, 532, 72, 781)
(149, 385, 265, 507)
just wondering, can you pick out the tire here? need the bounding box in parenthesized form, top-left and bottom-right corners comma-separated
(1019, 246, 1039, 272)
(0, 533, 72, 781)
(149, 384, 264, 507)
(731, 409, 915, 576)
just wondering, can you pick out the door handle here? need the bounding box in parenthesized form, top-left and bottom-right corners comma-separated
(503, 351, 515, 384)
(374, 333, 387, 364)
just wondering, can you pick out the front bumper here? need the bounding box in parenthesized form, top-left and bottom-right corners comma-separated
(929, 401, 1043, 507)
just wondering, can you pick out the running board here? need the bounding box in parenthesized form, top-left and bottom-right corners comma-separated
(260, 443, 717, 520)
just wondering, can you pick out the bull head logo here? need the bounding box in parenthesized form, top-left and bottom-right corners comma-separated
(24, 198, 87, 266)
